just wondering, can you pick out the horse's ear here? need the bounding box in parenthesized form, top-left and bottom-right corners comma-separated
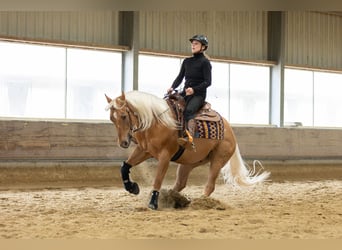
(121, 91, 126, 101)
(105, 94, 112, 103)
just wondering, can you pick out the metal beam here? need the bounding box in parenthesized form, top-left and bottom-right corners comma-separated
(268, 11, 286, 127)
(119, 11, 140, 91)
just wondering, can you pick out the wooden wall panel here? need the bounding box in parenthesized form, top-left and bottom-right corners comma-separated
(2, 120, 342, 162)
(285, 12, 342, 70)
(0, 11, 119, 46)
(0, 120, 128, 160)
(139, 11, 268, 61)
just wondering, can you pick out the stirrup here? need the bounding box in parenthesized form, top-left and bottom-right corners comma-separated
(177, 137, 188, 147)
(177, 133, 196, 152)
(185, 130, 196, 151)
(184, 129, 193, 143)
(177, 138, 196, 151)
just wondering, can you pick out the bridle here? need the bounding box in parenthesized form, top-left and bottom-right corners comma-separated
(113, 101, 142, 135)
(107, 96, 173, 141)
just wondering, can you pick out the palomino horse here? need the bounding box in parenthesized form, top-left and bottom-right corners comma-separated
(105, 90, 270, 210)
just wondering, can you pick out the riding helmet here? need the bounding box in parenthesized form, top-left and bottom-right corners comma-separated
(189, 34, 208, 50)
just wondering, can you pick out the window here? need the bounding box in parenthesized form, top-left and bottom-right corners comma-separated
(138, 54, 270, 125)
(229, 64, 270, 124)
(314, 71, 342, 127)
(138, 54, 181, 97)
(138, 55, 231, 118)
(207, 61, 229, 118)
(66, 48, 121, 119)
(284, 68, 342, 127)
(284, 69, 314, 126)
(0, 41, 122, 120)
(0, 42, 66, 118)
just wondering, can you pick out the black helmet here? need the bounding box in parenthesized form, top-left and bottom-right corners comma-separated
(189, 34, 208, 50)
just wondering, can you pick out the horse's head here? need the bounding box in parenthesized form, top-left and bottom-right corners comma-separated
(105, 92, 137, 148)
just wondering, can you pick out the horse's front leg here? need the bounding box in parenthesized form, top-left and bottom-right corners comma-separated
(122, 146, 151, 195)
(148, 153, 170, 210)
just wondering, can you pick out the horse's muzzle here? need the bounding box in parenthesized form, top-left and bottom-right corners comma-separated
(120, 140, 130, 148)
(119, 134, 133, 148)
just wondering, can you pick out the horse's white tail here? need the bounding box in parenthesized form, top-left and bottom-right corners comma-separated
(221, 144, 270, 187)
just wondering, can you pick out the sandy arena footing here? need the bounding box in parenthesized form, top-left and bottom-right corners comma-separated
(0, 180, 341, 239)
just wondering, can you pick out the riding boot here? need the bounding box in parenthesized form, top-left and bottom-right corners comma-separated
(177, 119, 196, 151)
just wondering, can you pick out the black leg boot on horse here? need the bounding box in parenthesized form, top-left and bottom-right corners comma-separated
(148, 190, 160, 210)
(121, 161, 140, 195)
(177, 118, 196, 151)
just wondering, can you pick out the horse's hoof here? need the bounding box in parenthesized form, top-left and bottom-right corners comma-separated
(129, 182, 140, 195)
(148, 190, 159, 210)
(148, 202, 158, 210)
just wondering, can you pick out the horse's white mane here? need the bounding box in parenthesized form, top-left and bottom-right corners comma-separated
(107, 91, 178, 131)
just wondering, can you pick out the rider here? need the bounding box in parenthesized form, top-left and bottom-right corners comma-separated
(167, 34, 212, 149)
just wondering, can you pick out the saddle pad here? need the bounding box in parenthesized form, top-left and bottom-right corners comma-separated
(195, 117, 224, 140)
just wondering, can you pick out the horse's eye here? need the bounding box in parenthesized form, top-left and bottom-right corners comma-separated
(121, 115, 127, 120)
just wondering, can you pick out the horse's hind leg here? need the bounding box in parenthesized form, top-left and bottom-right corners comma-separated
(204, 145, 235, 196)
(172, 164, 193, 192)
(204, 162, 222, 196)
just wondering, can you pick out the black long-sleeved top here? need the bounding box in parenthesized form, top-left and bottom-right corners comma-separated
(171, 52, 212, 99)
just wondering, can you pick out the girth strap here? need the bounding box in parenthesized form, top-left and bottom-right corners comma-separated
(170, 146, 185, 161)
